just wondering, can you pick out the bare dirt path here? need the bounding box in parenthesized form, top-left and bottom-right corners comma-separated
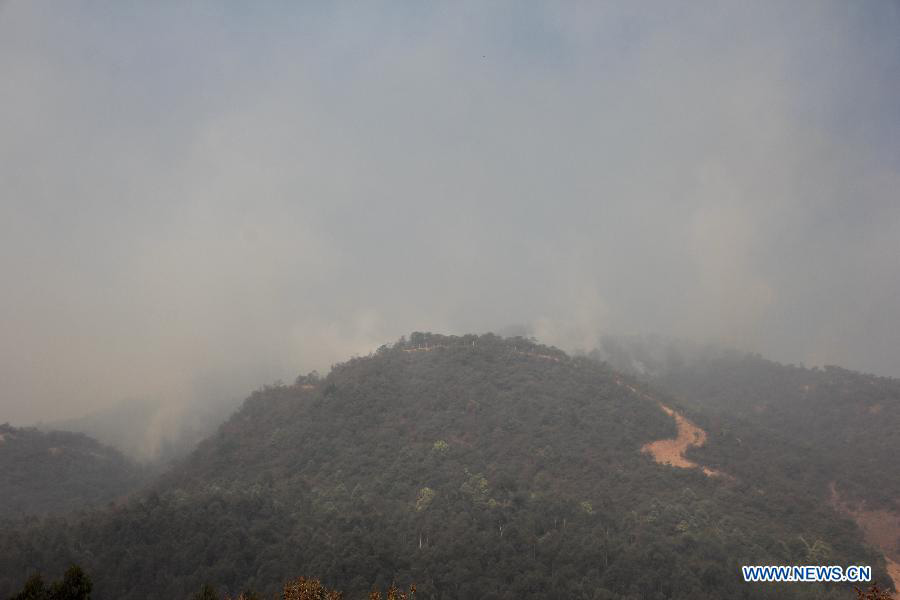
(615, 378, 724, 478)
(640, 403, 721, 477)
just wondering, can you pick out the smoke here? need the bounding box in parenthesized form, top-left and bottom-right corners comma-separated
(2, 2, 899, 433)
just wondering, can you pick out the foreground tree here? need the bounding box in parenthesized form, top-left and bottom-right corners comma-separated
(192, 584, 219, 600)
(9, 566, 91, 600)
(368, 584, 416, 600)
(282, 577, 343, 600)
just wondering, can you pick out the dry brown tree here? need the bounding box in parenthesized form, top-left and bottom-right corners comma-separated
(854, 583, 894, 600)
(368, 583, 416, 600)
(282, 577, 343, 600)
(225, 576, 416, 600)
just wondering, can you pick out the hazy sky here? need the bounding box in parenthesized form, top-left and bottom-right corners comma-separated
(2, 1, 899, 424)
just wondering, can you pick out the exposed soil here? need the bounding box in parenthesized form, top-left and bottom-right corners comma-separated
(640, 403, 725, 477)
(889, 559, 900, 600)
(830, 482, 900, 596)
(642, 404, 705, 468)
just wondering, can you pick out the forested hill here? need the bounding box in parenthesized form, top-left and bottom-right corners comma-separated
(0, 334, 891, 599)
(0, 424, 143, 517)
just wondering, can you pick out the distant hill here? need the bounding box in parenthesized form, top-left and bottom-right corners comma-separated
(0, 424, 144, 517)
(42, 395, 242, 464)
(0, 334, 892, 599)
(586, 334, 739, 379)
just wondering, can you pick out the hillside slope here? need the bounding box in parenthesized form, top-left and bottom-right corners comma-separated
(655, 355, 900, 509)
(0, 334, 890, 599)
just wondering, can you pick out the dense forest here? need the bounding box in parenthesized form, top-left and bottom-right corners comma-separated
(0, 424, 144, 517)
(0, 334, 893, 599)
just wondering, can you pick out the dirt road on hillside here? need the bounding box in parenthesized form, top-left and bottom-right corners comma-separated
(640, 403, 721, 477)
(614, 378, 724, 478)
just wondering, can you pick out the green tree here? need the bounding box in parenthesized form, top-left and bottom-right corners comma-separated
(48, 566, 92, 600)
(9, 574, 47, 600)
(192, 584, 219, 600)
(9, 566, 92, 600)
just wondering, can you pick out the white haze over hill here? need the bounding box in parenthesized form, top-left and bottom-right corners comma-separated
(2, 2, 899, 449)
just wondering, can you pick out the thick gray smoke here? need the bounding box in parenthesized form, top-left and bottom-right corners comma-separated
(2, 3, 899, 447)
